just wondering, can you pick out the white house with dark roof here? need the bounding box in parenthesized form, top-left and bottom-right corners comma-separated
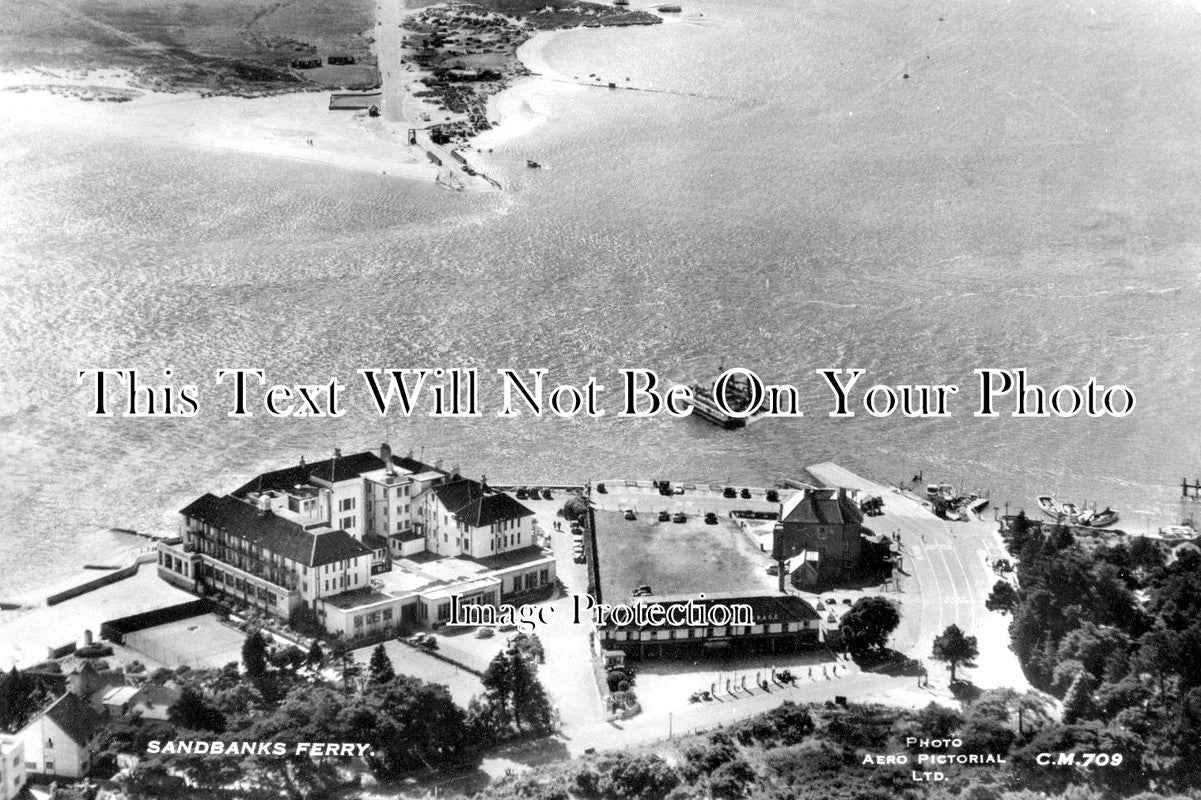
(18, 692, 103, 779)
(157, 444, 555, 637)
(420, 476, 534, 558)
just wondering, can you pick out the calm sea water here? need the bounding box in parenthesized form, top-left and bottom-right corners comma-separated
(1, 0, 1199, 594)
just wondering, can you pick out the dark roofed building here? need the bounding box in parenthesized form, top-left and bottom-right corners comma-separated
(181, 493, 371, 568)
(421, 477, 535, 560)
(599, 590, 821, 659)
(19, 692, 103, 777)
(233, 448, 442, 498)
(773, 487, 867, 586)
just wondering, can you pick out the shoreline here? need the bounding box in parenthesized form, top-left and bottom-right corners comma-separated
(0, 68, 440, 184)
(469, 29, 579, 152)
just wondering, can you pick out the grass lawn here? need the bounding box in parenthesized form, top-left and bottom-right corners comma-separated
(594, 510, 773, 602)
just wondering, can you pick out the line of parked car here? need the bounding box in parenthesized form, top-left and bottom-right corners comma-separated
(571, 518, 586, 563)
(621, 508, 721, 525)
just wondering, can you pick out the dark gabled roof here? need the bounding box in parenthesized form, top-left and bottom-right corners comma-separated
(233, 450, 444, 497)
(180, 494, 372, 567)
(44, 692, 102, 746)
(781, 488, 863, 526)
(429, 478, 533, 528)
(457, 493, 534, 527)
(429, 478, 482, 513)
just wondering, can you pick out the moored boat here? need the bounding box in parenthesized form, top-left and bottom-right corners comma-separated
(1087, 508, 1120, 527)
(1037, 495, 1060, 518)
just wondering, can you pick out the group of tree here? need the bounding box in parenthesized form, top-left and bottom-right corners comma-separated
(1000, 510, 1201, 788)
(118, 629, 550, 790)
(838, 596, 901, 658)
(469, 641, 555, 744)
(0, 666, 53, 732)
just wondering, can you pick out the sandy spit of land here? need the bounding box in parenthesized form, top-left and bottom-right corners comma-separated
(0, 68, 439, 183)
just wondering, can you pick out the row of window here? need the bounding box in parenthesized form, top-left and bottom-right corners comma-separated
(352, 606, 395, 628)
(606, 623, 815, 641)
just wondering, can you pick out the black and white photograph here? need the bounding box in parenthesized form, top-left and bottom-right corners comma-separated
(1, 0, 1199, 798)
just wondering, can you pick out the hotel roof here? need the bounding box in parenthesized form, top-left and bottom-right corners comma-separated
(233, 449, 443, 497)
(181, 493, 372, 568)
(430, 478, 534, 528)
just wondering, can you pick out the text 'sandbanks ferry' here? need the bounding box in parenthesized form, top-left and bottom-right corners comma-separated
(687, 372, 769, 429)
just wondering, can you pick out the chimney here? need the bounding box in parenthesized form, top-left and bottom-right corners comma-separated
(435, 458, 444, 472)
(83, 629, 93, 647)
(299, 455, 306, 468)
(451, 464, 461, 479)
(381, 442, 395, 475)
(257, 494, 270, 516)
(334, 448, 342, 459)
(481, 474, 488, 491)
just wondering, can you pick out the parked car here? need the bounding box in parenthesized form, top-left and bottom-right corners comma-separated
(704, 512, 718, 525)
(515, 488, 528, 499)
(658, 510, 670, 522)
(574, 554, 586, 564)
(723, 486, 737, 499)
(542, 488, 553, 500)
(596, 482, 607, 494)
(624, 509, 637, 521)
(740, 488, 752, 499)
(672, 511, 687, 523)
(766, 563, 780, 576)
(765, 489, 779, 503)
(633, 585, 653, 596)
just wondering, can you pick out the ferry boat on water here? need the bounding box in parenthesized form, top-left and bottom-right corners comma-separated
(686, 371, 768, 429)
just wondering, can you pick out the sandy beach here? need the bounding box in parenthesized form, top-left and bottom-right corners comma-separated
(470, 29, 584, 152)
(0, 68, 439, 183)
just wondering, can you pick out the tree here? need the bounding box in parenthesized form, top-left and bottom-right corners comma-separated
(306, 640, 325, 671)
(241, 631, 268, 681)
(480, 646, 554, 737)
(839, 597, 900, 656)
(328, 637, 361, 693)
(985, 580, 1019, 615)
(932, 624, 978, 683)
(595, 753, 680, 800)
(368, 644, 396, 684)
(562, 495, 589, 522)
(167, 687, 225, 733)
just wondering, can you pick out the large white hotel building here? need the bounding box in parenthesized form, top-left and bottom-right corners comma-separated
(156, 444, 555, 638)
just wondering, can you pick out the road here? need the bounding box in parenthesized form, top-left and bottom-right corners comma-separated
(806, 462, 1024, 693)
(374, 0, 409, 124)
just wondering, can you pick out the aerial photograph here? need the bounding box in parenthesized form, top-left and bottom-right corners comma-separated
(1, 0, 1200, 798)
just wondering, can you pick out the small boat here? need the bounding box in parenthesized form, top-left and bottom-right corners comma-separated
(527, 160, 542, 169)
(1087, 508, 1119, 528)
(1037, 495, 1061, 518)
(925, 484, 940, 499)
(1060, 502, 1080, 520)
